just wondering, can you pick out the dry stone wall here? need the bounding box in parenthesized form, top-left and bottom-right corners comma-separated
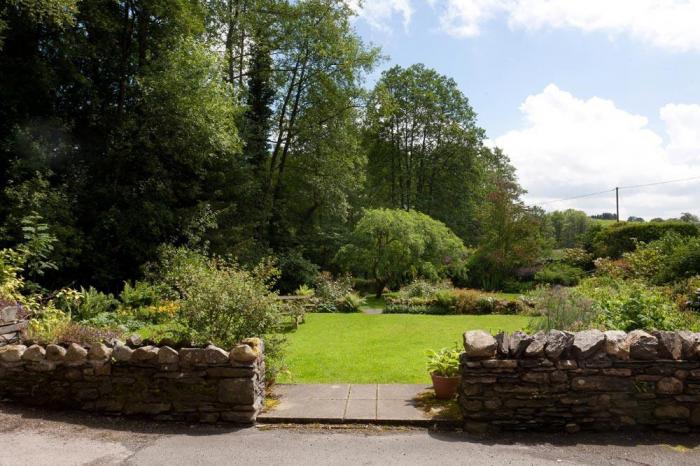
(460, 329, 700, 433)
(0, 338, 265, 424)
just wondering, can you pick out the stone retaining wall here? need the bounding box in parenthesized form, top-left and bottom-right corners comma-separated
(0, 338, 265, 424)
(459, 329, 700, 433)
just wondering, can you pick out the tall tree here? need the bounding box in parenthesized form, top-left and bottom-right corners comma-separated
(363, 64, 487, 241)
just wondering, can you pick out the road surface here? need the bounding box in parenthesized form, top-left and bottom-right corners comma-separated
(2, 403, 700, 465)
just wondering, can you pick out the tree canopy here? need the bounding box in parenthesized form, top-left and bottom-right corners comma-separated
(335, 209, 466, 297)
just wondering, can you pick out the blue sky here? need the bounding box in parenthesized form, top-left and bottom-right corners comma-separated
(349, 0, 700, 219)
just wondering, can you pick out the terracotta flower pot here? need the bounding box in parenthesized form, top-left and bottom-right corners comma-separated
(431, 372, 460, 400)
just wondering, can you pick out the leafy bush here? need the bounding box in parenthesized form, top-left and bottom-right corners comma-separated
(336, 293, 365, 313)
(426, 346, 461, 377)
(527, 286, 599, 332)
(312, 272, 354, 312)
(561, 248, 594, 269)
(335, 209, 466, 297)
(590, 221, 699, 258)
(534, 263, 585, 286)
(156, 246, 282, 348)
(386, 288, 525, 315)
(276, 250, 319, 295)
(57, 286, 119, 321)
(119, 281, 169, 309)
(398, 279, 450, 299)
(577, 277, 695, 332)
(294, 284, 315, 297)
(384, 297, 445, 314)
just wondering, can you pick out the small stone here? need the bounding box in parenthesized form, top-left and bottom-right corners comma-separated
(205, 345, 229, 364)
(545, 330, 573, 360)
(131, 345, 159, 362)
(463, 330, 497, 359)
(21, 344, 46, 362)
(218, 378, 255, 404)
(494, 332, 509, 357)
(627, 330, 658, 360)
(230, 344, 258, 363)
(179, 348, 207, 366)
(126, 334, 143, 347)
(113, 344, 134, 362)
(657, 377, 683, 395)
(64, 343, 88, 366)
(573, 330, 605, 359)
(655, 405, 690, 419)
(678, 331, 700, 360)
(524, 331, 546, 358)
(0, 344, 26, 362)
(604, 330, 630, 360)
(509, 331, 533, 358)
(88, 343, 112, 360)
(654, 331, 683, 360)
(565, 423, 580, 433)
(481, 359, 518, 369)
(241, 337, 263, 355)
(45, 344, 66, 362)
(158, 346, 179, 364)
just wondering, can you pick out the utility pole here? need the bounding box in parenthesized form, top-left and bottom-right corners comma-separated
(616, 187, 619, 222)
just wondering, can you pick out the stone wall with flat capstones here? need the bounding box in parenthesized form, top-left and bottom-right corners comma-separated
(460, 329, 700, 433)
(0, 337, 265, 424)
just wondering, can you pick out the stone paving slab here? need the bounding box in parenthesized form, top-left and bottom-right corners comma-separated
(259, 384, 456, 426)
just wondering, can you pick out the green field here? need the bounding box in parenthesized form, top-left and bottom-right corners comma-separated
(277, 313, 533, 384)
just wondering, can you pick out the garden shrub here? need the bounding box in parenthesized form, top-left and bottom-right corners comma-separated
(577, 277, 698, 332)
(561, 248, 594, 269)
(527, 286, 599, 333)
(311, 272, 354, 312)
(156, 246, 282, 348)
(336, 292, 365, 313)
(590, 221, 699, 258)
(276, 250, 319, 295)
(398, 279, 450, 299)
(534, 263, 585, 286)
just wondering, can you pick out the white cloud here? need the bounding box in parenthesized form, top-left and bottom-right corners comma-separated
(347, 0, 413, 31)
(492, 84, 700, 219)
(429, 0, 700, 52)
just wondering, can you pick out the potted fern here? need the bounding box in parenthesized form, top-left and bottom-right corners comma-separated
(426, 345, 461, 400)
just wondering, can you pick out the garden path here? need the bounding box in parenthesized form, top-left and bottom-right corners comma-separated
(259, 384, 459, 426)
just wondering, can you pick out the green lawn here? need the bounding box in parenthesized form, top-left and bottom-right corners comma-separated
(277, 313, 532, 384)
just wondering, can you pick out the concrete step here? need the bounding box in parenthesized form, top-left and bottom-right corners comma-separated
(258, 384, 460, 427)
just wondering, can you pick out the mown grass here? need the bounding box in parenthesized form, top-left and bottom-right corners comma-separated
(277, 313, 533, 384)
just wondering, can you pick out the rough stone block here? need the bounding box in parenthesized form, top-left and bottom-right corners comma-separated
(573, 330, 605, 359)
(205, 345, 229, 365)
(64, 343, 88, 366)
(158, 346, 179, 364)
(463, 330, 498, 359)
(604, 330, 630, 360)
(0, 344, 26, 362)
(45, 344, 66, 362)
(21, 344, 45, 362)
(230, 345, 258, 364)
(218, 378, 255, 405)
(657, 377, 684, 395)
(654, 331, 683, 360)
(627, 330, 658, 360)
(545, 330, 574, 360)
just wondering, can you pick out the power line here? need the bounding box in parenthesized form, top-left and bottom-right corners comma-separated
(537, 175, 700, 207)
(617, 175, 700, 191)
(538, 188, 615, 206)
